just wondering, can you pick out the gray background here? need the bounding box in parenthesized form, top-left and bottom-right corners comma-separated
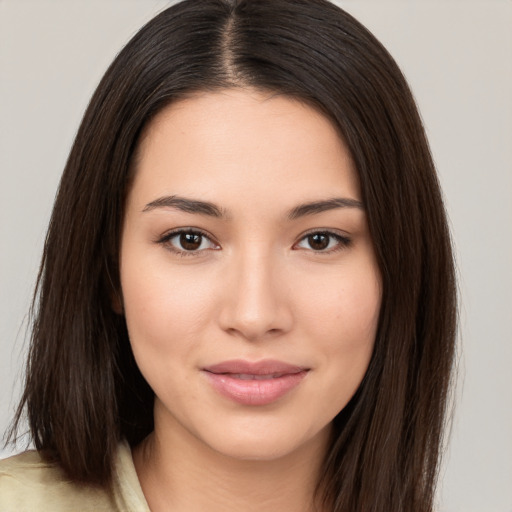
(1, 1, 511, 511)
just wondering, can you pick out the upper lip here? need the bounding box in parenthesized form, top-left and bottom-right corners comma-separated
(202, 359, 309, 376)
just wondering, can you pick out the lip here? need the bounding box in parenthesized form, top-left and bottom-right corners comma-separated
(202, 359, 309, 406)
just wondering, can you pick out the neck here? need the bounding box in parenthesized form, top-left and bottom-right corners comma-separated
(133, 412, 331, 512)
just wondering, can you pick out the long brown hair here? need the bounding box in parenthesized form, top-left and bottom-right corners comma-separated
(8, 1, 457, 510)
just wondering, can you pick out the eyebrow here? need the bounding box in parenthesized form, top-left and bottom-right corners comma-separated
(143, 196, 226, 217)
(142, 195, 364, 219)
(287, 197, 364, 220)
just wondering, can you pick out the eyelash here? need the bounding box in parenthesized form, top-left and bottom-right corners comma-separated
(156, 228, 219, 257)
(156, 228, 351, 257)
(295, 230, 352, 254)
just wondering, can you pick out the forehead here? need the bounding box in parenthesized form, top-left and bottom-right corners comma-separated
(130, 88, 360, 209)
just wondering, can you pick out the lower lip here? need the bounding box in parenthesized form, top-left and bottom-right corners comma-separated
(204, 371, 308, 406)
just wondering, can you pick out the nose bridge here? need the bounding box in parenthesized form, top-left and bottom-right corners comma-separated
(219, 244, 291, 340)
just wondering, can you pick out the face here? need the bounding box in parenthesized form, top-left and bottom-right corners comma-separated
(120, 89, 381, 462)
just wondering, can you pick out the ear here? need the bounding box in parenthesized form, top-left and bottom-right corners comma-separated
(111, 289, 124, 315)
(104, 261, 124, 315)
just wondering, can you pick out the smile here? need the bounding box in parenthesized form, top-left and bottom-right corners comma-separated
(202, 359, 309, 406)
(229, 373, 288, 380)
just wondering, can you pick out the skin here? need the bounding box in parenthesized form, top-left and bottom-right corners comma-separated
(120, 88, 382, 512)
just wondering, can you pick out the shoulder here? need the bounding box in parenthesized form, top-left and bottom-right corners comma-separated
(0, 449, 116, 511)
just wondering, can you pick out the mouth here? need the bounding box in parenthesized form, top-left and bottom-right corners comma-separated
(202, 359, 310, 406)
(223, 373, 294, 380)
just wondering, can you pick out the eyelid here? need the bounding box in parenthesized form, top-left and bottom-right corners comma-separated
(156, 227, 220, 256)
(156, 227, 351, 256)
(293, 228, 352, 253)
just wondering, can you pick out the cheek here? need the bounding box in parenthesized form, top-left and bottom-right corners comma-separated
(120, 262, 219, 406)
(309, 273, 380, 418)
(301, 264, 380, 337)
(295, 261, 381, 378)
(120, 255, 219, 367)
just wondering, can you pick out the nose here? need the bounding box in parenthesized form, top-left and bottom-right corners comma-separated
(218, 250, 293, 342)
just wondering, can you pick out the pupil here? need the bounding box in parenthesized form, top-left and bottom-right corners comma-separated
(309, 233, 329, 250)
(180, 232, 201, 250)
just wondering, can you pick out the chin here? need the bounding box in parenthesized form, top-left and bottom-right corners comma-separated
(197, 419, 332, 463)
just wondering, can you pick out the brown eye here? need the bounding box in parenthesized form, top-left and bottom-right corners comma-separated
(295, 231, 351, 253)
(180, 232, 203, 251)
(307, 233, 330, 250)
(159, 229, 218, 255)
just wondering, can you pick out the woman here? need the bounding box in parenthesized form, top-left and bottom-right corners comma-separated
(0, 0, 456, 511)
